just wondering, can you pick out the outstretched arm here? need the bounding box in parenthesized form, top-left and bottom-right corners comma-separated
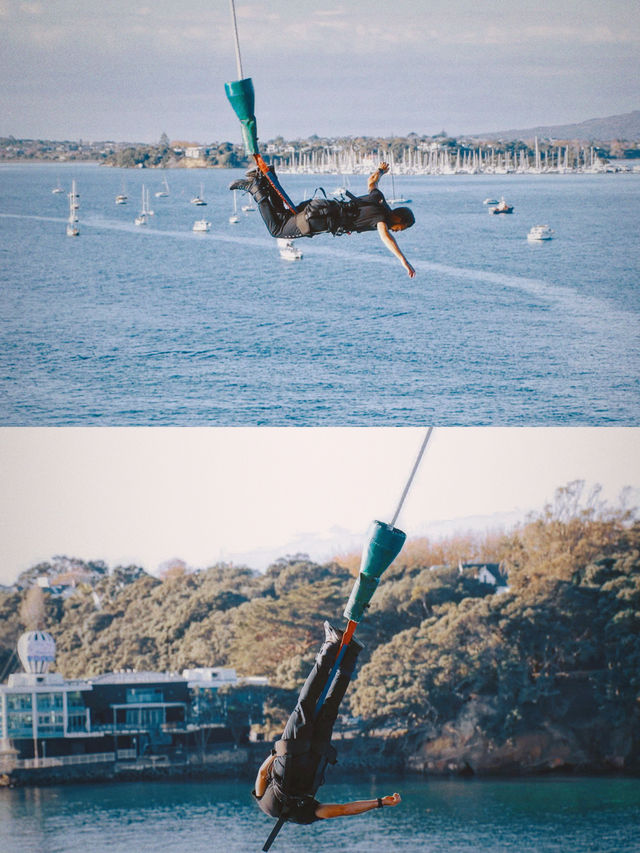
(254, 752, 276, 798)
(368, 161, 389, 192)
(377, 221, 416, 277)
(315, 792, 402, 820)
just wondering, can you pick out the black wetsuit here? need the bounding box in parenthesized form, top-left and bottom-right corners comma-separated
(258, 185, 394, 240)
(252, 634, 360, 824)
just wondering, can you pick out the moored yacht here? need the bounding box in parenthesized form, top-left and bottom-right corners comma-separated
(277, 238, 303, 261)
(191, 183, 207, 205)
(155, 177, 170, 198)
(527, 224, 554, 241)
(66, 179, 79, 236)
(192, 219, 211, 232)
(115, 180, 128, 204)
(490, 196, 514, 214)
(134, 186, 151, 226)
(229, 190, 240, 224)
(388, 169, 411, 204)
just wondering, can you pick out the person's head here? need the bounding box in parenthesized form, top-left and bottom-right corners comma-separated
(388, 207, 415, 232)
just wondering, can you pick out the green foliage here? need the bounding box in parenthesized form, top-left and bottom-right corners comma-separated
(351, 517, 640, 757)
(0, 486, 638, 768)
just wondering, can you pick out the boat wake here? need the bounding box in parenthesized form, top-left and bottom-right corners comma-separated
(2, 212, 637, 349)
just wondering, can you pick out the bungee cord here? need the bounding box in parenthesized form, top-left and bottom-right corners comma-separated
(390, 426, 433, 528)
(229, 0, 244, 80)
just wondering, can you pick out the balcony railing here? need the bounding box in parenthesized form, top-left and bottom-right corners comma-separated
(14, 750, 136, 769)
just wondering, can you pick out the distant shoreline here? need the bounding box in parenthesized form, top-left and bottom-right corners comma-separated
(1, 157, 639, 176)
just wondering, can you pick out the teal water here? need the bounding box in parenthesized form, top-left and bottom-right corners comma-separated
(1, 164, 639, 425)
(2, 776, 639, 852)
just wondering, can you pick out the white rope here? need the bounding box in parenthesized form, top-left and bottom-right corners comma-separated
(229, 0, 244, 79)
(390, 427, 433, 528)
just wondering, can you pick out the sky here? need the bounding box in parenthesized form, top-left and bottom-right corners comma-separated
(1, 0, 639, 142)
(1, 427, 639, 585)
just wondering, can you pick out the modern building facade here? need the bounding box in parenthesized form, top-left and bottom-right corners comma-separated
(0, 631, 267, 770)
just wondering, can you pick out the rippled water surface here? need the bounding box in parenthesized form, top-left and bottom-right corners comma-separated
(1, 164, 639, 424)
(2, 776, 639, 853)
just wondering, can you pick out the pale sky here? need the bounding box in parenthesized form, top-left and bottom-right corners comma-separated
(0, 428, 638, 584)
(1, 1, 639, 142)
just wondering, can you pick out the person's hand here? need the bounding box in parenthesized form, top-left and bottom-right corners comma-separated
(382, 793, 401, 807)
(378, 162, 390, 173)
(404, 261, 415, 278)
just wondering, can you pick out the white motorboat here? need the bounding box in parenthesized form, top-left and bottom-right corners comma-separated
(191, 183, 207, 205)
(483, 197, 499, 205)
(527, 224, 554, 241)
(66, 179, 79, 236)
(193, 219, 211, 232)
(277, 238, 302, 261)
(52, 179, 65, 194)
(241, 202, 255, 212)
(229, 190, 240, 224)
(135, 185, 151, 226)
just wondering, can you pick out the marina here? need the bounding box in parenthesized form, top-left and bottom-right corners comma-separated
(270, 138, 630, 177)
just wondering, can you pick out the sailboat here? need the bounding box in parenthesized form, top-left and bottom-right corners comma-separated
(191, 183, 207, 205)
(115, 180, 128, 204)
(386, 153, 411, 204)
(388, 169, 411, 205)
(134, 185, 150, 226)
(66, 179, 79, 236)
(331, 174, 351, 199)
(52, 178, 65, 194)
(229, 190, 240, 224)
(155, 176, 170, 198)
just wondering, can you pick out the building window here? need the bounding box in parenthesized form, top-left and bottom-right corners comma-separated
(37, 693, 63, 712)
(67, 712, 88, 733)
(67, 691, 86, 712)
(7, 693, 32, 711)
(38, 711, 64, 735)
(126, 688, 163, 704)
(7, 712, 33, 736)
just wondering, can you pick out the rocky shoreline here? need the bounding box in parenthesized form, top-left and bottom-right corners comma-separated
(3, 730, 638, 789)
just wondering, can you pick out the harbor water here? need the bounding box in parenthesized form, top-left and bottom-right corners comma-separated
(0, 163, 639, 425)
(2, 775, 639, 853)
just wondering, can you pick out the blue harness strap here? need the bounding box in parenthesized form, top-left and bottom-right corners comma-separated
(314, 644, 348, 716)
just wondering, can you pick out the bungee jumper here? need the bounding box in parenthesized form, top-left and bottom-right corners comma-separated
(253, 621, 401, 837)
(224, 0, 416, 278)
(229, 163, 417, 278)
(254, 429, 434, 851)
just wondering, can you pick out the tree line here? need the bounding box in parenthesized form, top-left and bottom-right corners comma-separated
(1, 481, 638, 772)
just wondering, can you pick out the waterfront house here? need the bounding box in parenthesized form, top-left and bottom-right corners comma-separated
(0, 631, 267, 773)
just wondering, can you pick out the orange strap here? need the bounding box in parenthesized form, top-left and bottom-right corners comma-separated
(253, 154, 297, 213)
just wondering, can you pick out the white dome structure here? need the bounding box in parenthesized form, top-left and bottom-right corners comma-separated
(17, 631, 56, 674)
